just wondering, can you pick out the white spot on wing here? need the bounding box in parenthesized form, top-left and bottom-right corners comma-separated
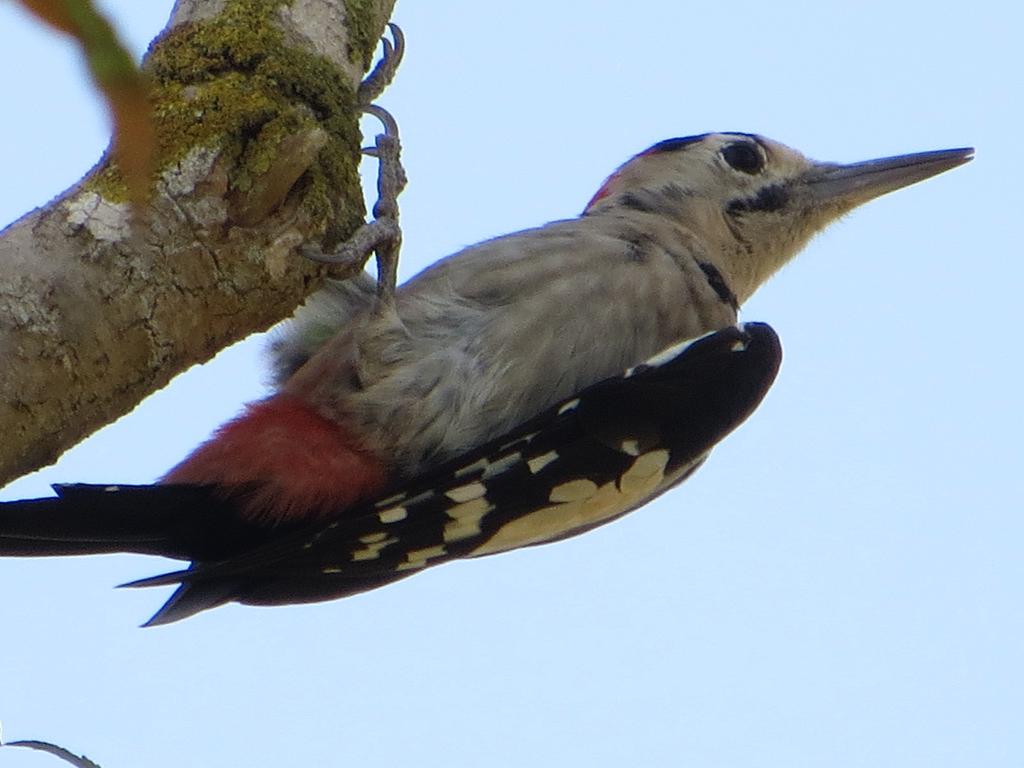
(351, 535, 398, 561)
(482, 452, 522, 479)
(618, 450, 670, 495)
(378, 506, 408, 523)
(396, 489, 437, 508)
(497, 431, 539, 452)
(407, 545, 446, 560)
(620, 439, 640, 456)
(641, 327, 724, 369)
(527, 450, 558, 474)
(445, 482, 487, 503)
(397, 544, 447, 571)
(472, 449, 676, 558)
(454, 457, 489, 478)
(557, 398, 580, 415)
(642, 338, 694, 367)
(443, 498, 493, 542)
(549, 478, 598, 503)
(374, 492, 407, 509)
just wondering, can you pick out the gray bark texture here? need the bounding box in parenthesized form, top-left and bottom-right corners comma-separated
(0, 0, 397, 487)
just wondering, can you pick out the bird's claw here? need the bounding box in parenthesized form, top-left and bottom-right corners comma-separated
(304, 25, 406, 306)
(357, 23, 405, 107)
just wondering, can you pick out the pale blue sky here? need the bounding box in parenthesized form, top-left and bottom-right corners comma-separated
(1, 2, 1020, 767)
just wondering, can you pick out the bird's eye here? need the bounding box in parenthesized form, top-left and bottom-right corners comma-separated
(721, 142, 765, 174)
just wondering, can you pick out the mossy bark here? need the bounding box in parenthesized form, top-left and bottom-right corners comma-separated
(0, 0, 397, 486)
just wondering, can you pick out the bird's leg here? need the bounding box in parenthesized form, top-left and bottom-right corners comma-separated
(364, 104, 406, 305)
(303, 25, 407, 309)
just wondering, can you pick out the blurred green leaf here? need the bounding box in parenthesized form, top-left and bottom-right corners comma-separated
(17, 0, 154, 204)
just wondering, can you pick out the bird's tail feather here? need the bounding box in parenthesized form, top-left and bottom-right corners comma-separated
(137, 577, 241, 627)
(0, 483, 272, 561)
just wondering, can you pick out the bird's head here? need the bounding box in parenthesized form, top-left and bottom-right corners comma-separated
(585, 132, 973, 303)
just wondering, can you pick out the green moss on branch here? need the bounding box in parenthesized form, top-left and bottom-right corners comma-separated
(90, 0, 368, 243)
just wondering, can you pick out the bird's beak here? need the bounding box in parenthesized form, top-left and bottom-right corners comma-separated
(806, 147, 974, 209)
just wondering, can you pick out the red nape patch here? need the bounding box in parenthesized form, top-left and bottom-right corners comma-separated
(584, 164, 630, 212)
(161, 395, 389, 526)
(584, 178, 615, 211)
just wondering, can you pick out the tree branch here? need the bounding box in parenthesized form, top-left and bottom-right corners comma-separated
(0, 0, 397, 487)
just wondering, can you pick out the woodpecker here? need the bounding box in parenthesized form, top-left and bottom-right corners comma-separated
(0, 131, 972, 625)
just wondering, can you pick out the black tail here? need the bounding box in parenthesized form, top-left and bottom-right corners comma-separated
(0, 483, 275, 561)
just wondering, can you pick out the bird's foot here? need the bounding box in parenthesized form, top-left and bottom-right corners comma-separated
(303, 25, 407, 307)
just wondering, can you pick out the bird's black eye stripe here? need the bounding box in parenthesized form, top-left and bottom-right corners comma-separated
(721, 142, 765, 174)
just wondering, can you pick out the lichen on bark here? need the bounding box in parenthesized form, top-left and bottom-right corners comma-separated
(0, 0, 397, 487)
(90, 0, 366, 245)
(343, 0, 382, 69)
